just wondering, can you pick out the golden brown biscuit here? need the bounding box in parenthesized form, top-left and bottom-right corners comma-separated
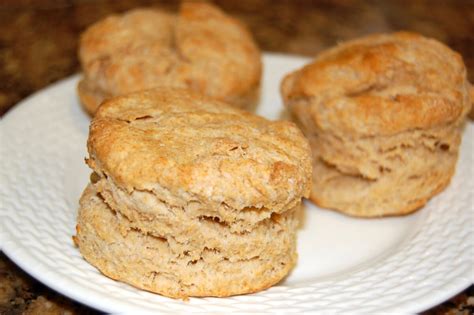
(75, 88, 312, 298)
(78, 3, 261, 115)
(281, 32, 472, 217)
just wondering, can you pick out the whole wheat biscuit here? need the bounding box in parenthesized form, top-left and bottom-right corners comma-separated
(281, 32, 472, 217)
(78, 2, 261, 115)
(75, 88, 312, 298)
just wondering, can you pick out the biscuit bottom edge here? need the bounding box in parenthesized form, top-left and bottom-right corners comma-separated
(75, 184, 297, 299)
(308, 156, 456, 218)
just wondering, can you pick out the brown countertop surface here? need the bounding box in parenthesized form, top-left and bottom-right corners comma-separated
(1, 0, 473, 314)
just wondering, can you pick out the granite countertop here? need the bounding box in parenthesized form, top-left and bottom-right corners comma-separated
(1, 0, 473, 314)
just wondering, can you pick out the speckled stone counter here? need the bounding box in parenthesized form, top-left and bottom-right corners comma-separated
(1, 1, 473, 314)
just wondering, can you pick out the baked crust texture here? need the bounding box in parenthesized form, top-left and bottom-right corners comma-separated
(281, 32, 471, 216)
(76, 88, 312, 298)
(78, 2, 262, 115)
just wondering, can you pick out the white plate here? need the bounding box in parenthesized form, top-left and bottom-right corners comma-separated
(0, 54, 473, 314)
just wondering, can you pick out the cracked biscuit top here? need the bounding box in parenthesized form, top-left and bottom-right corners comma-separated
(78, 2, 261, 114)
(281, 32, 472, 136)
(87, 88, 312, 211)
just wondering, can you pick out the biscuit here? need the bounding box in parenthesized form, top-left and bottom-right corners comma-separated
(281, 32, 472, 217)
(78, 3, 261, 115)
(75, 88, 312, 298)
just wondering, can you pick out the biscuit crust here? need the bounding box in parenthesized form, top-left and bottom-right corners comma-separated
(76, 88, 312, 298)
(281, 32, 471, 216)
(78, 3, 261, 115)
(282, 32, 471, 136)
(89, 88, 311, 212)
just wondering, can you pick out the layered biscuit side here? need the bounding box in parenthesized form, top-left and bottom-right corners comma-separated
(307, 125, 462, 216)
(76, 184, 299, 298)
(75, 89, 312, 298)
(281, 32, 472, 216)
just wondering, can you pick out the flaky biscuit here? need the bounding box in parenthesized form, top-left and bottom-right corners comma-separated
(75, 88, 312, 298)
(281, 32, 471, 217)
(76, 184, 299, 298)
(89, 88, 311, 212)
(78, 3, 261, 115)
